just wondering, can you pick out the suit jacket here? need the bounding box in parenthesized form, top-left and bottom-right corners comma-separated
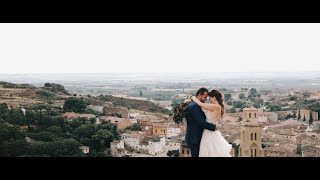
(185, 101, 216, 146)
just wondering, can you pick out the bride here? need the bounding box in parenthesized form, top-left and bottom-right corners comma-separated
(188, 89, 232, 157)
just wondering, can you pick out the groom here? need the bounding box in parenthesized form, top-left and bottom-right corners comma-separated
(185, 87, 217, 157)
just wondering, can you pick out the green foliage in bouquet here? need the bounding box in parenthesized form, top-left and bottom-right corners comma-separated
(170, 102, 190, 124)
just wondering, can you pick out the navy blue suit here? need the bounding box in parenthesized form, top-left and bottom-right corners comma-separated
(185, 101, 216, 157)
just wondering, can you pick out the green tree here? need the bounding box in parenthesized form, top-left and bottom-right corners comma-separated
(298, 109, 301, 119)
(125, 123, 142, 131)
(25, 109, 35, 129)
(63, 97, 89, 113)
(303, 115, 306, 121)
(89, 118, 96, 124)
(309, 112, 313, 125)
(239, 93, 245, 99)
(269, 105, 281, 112)
(289, 96, 298, 101)
(229, 108, 236, 113)
(139, 91, 143, 97)
(224, 94, 232, 101)
(74, 124, 96, 140)
(91, 129, 115, 151)
(0, 140, 30, 157)
(28, 131, 57, 142)
(250, 88, 258, 97)
(7, 109, 26, 126)
(46, 126, 63, 135)
(226, 100, 233, 106)
(293, 111, 297, 118)
(253, 103, 261, 109)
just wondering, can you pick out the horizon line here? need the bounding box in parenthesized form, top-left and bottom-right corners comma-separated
(0, 70, 319, 75)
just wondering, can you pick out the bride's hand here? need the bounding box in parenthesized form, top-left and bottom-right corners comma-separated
(191, 96, 197, 101)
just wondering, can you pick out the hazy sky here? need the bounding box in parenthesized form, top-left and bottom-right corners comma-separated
(0, 23, 319, 74)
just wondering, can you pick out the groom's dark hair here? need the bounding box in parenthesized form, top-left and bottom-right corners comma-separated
(196, 88, 208, 96)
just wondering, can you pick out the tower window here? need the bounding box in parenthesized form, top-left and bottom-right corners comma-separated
(251, 149, 253, 157)
(255, 149, 257, 157)
(249, 113, 251, 118)
(251, 133, 253, 140)
(254, 113, 256, 118)
(255, 133, 257, 140)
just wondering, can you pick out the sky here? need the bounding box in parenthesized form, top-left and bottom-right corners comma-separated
(0, 23, 319, 74)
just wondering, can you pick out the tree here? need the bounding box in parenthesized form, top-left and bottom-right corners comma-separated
(239, 93, 245, 99)
(63, 97, 89, 113)
(298, 109, 301, 120)
(139, 91, 143, 97)
(250, 88, 258, 97)
(292, 111, 297, 118)
(303, 115, 306, 122)
(226, 100, 233, 106)
(0, 103, 9, 120)
(44, 83, 51, 87)
(0, 140, 30, 157)
(269, 105, 281, 112)
(7, 108, 26, 126)
(229, 108, 236, 113)
(125, 123, 142, 131)
(224, 94, 232, 101)
(89, 118, 96, 124)
(91, 129, 115, 151)
(289, 96, 298, 101)
(309, 112, 313, 125)
(253, 103, 261, 109)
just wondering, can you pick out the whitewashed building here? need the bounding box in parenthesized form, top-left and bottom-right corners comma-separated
(167, 138, 181, 152)
(120, 133, 144, 150)
(167, 126, 181, 138)
(110, 140, 127, 157)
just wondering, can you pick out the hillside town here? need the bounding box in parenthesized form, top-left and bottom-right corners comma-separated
(0, 80, 320, 157)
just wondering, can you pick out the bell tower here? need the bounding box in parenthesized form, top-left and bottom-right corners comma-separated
(239, 107, 264, 157)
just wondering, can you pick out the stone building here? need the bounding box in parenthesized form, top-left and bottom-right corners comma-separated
(239, 107, 265, 157)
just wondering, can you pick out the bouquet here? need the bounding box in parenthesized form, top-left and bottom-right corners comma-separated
(170, 101, 190, 124)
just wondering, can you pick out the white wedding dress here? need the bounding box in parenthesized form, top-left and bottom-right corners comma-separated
(199, 108, 232, 157)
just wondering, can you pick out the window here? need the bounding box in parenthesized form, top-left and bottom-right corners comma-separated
(182, 150, 185, 154)
(187, 150, 189, 155)
(255, 133, 257, 140)
(164, 130, 166, 133)
(254, 149, 257, 157)
(254, 113, 256, 118)
(251, 133, 253, 140)
(251, 149, 253, 157)
(155, 130, 157, 133)
(249, 113, 251, 118)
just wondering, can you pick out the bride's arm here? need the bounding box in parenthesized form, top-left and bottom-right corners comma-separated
(191, 96, 219, 111)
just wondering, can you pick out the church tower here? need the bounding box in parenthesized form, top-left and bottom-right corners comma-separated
(239, 107, 264, 157)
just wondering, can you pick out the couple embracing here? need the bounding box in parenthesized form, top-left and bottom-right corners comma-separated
(185, 88, 232, 157)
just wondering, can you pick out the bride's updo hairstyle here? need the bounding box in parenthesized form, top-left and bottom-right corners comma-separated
(208, 90, 225, 118)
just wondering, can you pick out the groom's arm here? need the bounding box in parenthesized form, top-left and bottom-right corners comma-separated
(190, 106, 216, 131)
